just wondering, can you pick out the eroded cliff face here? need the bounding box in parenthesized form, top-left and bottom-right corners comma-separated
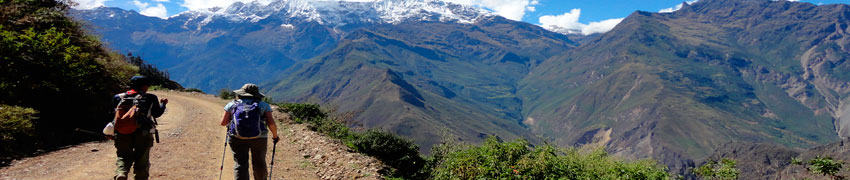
(802, 45, 850, 138)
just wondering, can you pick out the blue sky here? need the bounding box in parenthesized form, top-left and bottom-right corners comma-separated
(73, 0, 848, 34)
(529, 0, 848, 23)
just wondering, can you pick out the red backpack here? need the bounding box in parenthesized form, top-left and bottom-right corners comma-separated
(113, 91, 153, 134)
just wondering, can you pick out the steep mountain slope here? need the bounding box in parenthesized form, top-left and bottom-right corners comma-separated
(266, 17, 575, 152)
(71, 0, 491, 92)
(519, 0, 849, 173)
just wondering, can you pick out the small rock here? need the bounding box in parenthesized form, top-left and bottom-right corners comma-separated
(90, 148, 99, 152)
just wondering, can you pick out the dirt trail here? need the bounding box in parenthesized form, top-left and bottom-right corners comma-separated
(0, 91, 320, 180)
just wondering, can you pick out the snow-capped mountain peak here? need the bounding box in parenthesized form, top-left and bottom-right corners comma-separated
(176, 0, 492, 28)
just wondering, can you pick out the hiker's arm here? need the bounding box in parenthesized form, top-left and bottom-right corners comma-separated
(265, 111, 279, 141)
(220, 111, 232, 126)
(150, 95, 167, 118)
(107, 95, 119, 123)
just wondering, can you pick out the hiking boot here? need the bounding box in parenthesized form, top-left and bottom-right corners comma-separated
(114, 174, 128, 180)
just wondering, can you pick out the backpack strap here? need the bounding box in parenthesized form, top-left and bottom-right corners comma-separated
(143, 94, 156, 129)
(143, 94, 155, 119)
(227, 100, 240, 127)
(112, 93, 128, 125)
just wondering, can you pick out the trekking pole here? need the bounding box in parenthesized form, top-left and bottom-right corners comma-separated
(219, 131, 228, 180)
(269, 138, 278, 180)
(153, 118, 160, 143)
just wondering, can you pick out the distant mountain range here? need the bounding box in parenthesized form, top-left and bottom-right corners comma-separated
(73, 0, 850, 177)
(71, 0, 494, 92)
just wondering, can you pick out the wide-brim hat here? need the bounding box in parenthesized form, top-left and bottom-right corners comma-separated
(233, 83, 265, 98)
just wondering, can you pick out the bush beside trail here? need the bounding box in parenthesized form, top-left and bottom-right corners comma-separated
(278, 102, 671, 179)
(0, 0, 180, 165)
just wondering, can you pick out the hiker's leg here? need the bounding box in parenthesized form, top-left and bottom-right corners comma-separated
(132, 131, 154, 180)
(113, 133, 135, 179)
(229, 137, 251, 180)
(249, 138, 268, 180)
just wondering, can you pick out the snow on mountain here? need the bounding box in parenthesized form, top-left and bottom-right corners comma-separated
(172, 0, 492, 29)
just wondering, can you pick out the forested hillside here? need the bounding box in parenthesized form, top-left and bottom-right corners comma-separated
(0, 0, 179, 165)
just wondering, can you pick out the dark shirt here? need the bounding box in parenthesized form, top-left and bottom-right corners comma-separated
(109, 91, 166, 130)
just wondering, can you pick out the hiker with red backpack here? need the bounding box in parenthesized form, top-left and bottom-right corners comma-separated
(106, 76, 168, 180)
(220, 83, 280, 180)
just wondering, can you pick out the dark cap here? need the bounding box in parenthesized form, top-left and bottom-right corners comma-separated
(130, 76, 150, 88)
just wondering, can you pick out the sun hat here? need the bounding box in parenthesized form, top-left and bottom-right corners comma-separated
(233, 83, 265, 98)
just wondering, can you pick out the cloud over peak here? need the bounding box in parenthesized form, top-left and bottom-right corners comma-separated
(72, 0, 109, 9)
(132, 0, 169, 18)
(659, 0, 699, 13)
(538, 9, 623, 35)
(443, 0, 539, 21)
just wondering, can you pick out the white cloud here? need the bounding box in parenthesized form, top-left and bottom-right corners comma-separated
(141, 3, 169, 18)
(132, 0, 148, 8)
(72, 0, 110, 9)
(442, 0, 539, 21)
(659, 0, 699, 13)
(133, 0, 168, 19)
(538, 9, 623, 35)
(539, 9, 583, 30)
(153, 0, 170, 2)
(581, 18, 623, 35)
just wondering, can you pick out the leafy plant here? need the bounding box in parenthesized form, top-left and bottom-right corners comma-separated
(694, 158, 739, 180)
(125, 53, 181, 90)
(276, 103, 326, 124)
(792, 156, 846, 180)
(431, 136, 670, 180)
(262, 96, 274, 104)
(182, 88, 204, 93)
(0, 105, 38, 150)
(0, 0, 178, 161)
(218, 88, 236, 100)
(276, 103, 670, 180)
(349, 129, 427, 179)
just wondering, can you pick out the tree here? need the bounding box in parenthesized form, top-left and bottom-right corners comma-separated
(792, 156, 846, 180)
(218, 88, 236, 99)
(694, 158, 739, 180)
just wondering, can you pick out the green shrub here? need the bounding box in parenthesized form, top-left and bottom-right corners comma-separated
(349, 129, 428, 179)
(0, 0, 179, 162)
(276, 103, 670, 180)
(182, 88, 204, 93)
(276, 103, 326, 124)
(694, 158, 739, 180)
(431, 137, 670, 180)
(792, 156, 845, 180)
(262, 96, 275, 104)
(0, 105, 38, 152)
(276, 103, 428, 179)
(218, 88, 236, 100)
(125, 53, 182, 90)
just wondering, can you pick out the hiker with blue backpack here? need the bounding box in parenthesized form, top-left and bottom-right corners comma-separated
(106, 76, 168, 180)
(220, 83, 280, 180)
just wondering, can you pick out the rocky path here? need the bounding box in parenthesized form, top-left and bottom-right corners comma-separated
(0, 91, 382, 180)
